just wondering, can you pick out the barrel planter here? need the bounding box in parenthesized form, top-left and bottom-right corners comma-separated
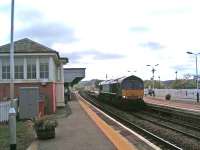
(36, 128, 55, 140)
(34, 118, 58, 140)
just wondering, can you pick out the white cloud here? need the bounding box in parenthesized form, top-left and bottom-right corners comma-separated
(1, 0, 200, 80)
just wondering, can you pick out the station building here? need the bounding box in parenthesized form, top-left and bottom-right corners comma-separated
(0, 38, 68, 113)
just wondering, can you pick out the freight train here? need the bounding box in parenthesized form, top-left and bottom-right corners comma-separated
(98, 75, 145, 110)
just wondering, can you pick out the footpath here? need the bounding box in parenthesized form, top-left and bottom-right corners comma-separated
(28, 97, 116, 150)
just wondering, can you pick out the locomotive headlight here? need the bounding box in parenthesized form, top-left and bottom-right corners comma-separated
(123, 96, 126, 99)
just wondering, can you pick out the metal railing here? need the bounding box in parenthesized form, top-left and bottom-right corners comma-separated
(0, 101, 11, 123)
(0, 99, 18, 123)
(145, 89, 198, 101)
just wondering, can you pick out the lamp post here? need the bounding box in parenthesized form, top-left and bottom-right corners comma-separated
(158, 76, 160, 89)
(9, 1, 16, 150)
(146, 64, 159, 90)
(175, 71, 178, 81)
(10, 0, 15, 100)
(186, 51, 200, 102)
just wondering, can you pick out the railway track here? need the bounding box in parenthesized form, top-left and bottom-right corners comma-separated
(130, 112, 200, 141)
(138, 110, 200, 132)
(79, 91, 182, 150)
(146, 104, 200, 125)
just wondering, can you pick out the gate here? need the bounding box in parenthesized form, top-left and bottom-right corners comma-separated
(19, 87, 39, 119)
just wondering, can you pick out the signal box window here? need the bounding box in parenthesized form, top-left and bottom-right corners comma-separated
(40, 62, 49, 79)
(27, 59, 36, 79)
(15, 65, 23, 79)
(2, 65, 10, 79)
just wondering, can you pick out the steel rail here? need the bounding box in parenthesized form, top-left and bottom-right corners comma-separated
(130, 112, 200, 141)
(146, 103, 200, 120)
(140, 110, 200, 132)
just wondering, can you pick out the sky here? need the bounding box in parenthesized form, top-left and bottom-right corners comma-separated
(0, 0, 200, 81)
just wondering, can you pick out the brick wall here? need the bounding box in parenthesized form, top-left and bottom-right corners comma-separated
(0, 82, 56, 113)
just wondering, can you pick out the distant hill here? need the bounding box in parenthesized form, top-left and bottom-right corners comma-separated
(161, 80, 174, 86)
(79, 79, 102, 86)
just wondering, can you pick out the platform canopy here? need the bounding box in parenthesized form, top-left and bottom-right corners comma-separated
(64, 68, 86, 86)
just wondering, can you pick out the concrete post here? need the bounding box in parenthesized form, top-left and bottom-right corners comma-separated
(9, 107, 16, 150)
(23, 58, 27, 79)
(0, 58, 2, 80)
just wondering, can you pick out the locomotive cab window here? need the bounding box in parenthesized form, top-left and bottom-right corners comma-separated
(122, 79, 144, 89)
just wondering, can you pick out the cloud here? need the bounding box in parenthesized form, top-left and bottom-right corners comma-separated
(0, 2, 43, 19)
(5, 4, 78, 46)
(139, 41, 164, 50)
(15, 22, 77, 46)
(0, 4, 10, 13)
(16, 8, 43, 23)
(61, 50, 125, 63)
(150, 7, 192, 16)
(172, 64, 191, 72)
(1, 4, 77, 46)
(129, 26, 150, 32)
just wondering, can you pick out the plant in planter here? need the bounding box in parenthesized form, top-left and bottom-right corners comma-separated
(33, 117, 58, 140)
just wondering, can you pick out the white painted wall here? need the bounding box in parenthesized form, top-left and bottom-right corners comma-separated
(56, 83, 65, 107)
(0, 56, 61, 83)
(56, 63, 65, 107)
(145, 89, 197, 101)
(48, 57, 54, 81)
(23, 58, 27, 79)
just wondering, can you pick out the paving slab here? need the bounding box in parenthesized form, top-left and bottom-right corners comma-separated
(37, 99, 116, 150)
(144, 96, 200, 112)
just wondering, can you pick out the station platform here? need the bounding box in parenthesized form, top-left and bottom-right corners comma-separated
(29, 92, 139, 150)
(144, 96, 200, 112)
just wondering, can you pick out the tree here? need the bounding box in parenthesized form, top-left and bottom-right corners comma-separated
(183, 73, 192, 80)
(144, 80, 152, 88)
(170, 79, 195, 89)
(154, 80, 165, 89)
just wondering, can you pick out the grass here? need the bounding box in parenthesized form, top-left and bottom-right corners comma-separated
(45, 107, 69, 120)
(0, 121, 35, 150)
(0, 107, 68, 150)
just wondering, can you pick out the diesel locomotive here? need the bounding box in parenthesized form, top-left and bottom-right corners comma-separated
(98, 75, 145, 109)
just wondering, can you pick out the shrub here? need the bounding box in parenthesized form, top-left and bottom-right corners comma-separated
(33, 117, 58, 140)
(165, 94, 171, 100)
(34, 118, 58, 130)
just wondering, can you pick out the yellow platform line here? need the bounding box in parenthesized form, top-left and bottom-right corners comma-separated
(78, 96, 137, 150)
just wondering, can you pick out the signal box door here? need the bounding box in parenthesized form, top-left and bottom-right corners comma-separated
(19, 87, 39, 119)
